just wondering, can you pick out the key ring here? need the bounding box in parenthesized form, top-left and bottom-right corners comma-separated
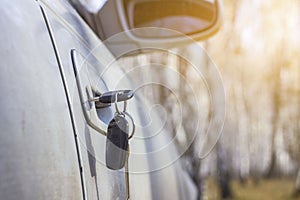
(123, 111, 135, 139)
(114, 93, 135, 139)
(114, 92, 127, 115)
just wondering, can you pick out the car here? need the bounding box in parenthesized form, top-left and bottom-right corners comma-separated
(0, 0, 222, 199)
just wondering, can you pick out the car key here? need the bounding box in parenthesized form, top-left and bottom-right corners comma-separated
(99, 90, 134, 103)
(106, 114, 129, 170)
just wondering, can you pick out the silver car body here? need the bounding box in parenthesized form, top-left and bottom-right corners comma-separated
(0, 0, 197, 199)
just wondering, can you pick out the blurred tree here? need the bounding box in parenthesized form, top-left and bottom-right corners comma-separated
(216, 143, 233, 199)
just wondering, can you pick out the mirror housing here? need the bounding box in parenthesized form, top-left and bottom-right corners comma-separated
(94, 0, 223, 55)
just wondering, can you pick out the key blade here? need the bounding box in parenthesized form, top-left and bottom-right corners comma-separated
(99, 90, 134, 103)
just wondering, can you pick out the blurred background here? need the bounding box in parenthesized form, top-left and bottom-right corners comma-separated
(117, 0, 300, 199)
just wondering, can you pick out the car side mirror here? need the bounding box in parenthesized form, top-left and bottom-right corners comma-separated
(92, 0, 222, 56)
(97, 0, 222, 41)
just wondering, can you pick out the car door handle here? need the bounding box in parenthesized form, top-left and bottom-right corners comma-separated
(71, 49, 109, 136)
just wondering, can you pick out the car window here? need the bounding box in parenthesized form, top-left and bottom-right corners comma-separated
(68, 0, 106, 39)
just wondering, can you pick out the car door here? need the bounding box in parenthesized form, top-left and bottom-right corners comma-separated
(38, 0, 153, 199)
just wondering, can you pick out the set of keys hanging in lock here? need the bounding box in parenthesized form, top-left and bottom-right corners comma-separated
(90, 90, 135, 199)
(90, 89, 135, 169)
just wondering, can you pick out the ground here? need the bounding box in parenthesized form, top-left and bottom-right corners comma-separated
(204, 178, 300, 200)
